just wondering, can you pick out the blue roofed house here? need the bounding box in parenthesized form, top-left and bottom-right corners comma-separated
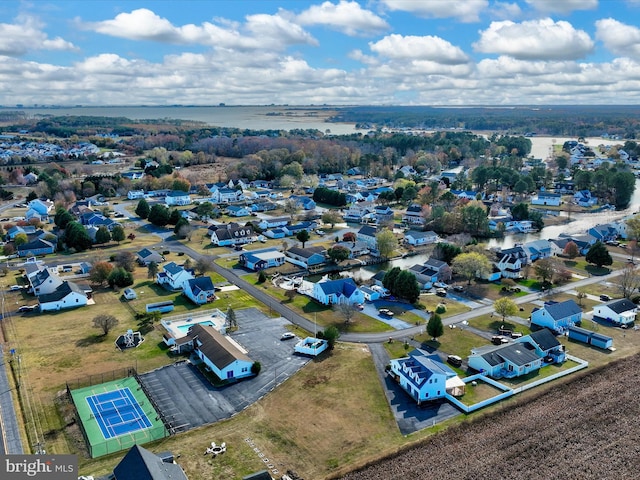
(285, 246, 326, 269)
(574, 190, 598, 207)
(588, 223, 619, 243)
(402, 204, 425, 226)
(523, 239, 553, 262)
(17, 238, 55, 257)
(239, 248, 286, 271)
(468, 342, 544, 379)
(373, 205, 394, 224)
(112, 444, 188, 480)
(516, 328, 566, 364)
(183, 276, 216, 305)
(593, 298, 637, 326)
(136, 248, 165, 266)
(25, 199, 54, 222)
(226, 205, 250, 217)
(258, 216, 290, 229)
(289, 195, 316, 210)
(156, 262, 195, 291)
(264, 228, 286, 239)
(389, 349, 465, 404)
(531, 300, 582, 333)
(6, 225, 36, 240)
(311, 277, 365, 305)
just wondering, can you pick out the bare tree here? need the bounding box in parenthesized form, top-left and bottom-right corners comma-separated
(114, 251, 136, 272)
(93, 314, 119, 336)
(195, 256, 215, 276)
(335, 302, 357, 327)
(618, 264, 640, 299)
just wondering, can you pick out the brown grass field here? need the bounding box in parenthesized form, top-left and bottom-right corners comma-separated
(339, 353, 640, 480)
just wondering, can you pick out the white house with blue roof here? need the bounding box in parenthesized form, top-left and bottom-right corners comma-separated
(156, 262, 195, 290)
(389, 349, 465, 404)
(226, 205, 250, 217)
(531, 191, 562, 206)
(183, 276, 216, 305)
(165, 190, 192, 206)
(468, 342, 543, 379)
(239, 248, 285, 271)
(523, 239, 553, 262)
(311, 277, 364, 305)
(531, 299, 582, 333)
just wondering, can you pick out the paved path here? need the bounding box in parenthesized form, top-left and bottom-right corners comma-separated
(0, 339, 23, 454)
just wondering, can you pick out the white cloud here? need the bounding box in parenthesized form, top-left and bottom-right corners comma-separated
(381, 0, 488, 23)
(369, 34, 469, 64)
(474, 18, 594, 60)
(490, 2, 523, 20)
(0, 14, 77, 56)
(525, 0, 598, 14)
(84, 8, 316, 51)
(296, 1, 389, 36)
(596, 18, 640, 59)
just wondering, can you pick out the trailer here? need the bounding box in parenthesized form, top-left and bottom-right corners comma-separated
(568, 326, 613, 350)
(146, 300, 174, 313)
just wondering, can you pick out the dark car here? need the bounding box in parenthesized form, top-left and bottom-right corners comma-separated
(447, 355, 463, 367)
(599, 294, 612, 301)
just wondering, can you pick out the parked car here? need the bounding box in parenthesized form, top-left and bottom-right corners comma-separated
(435, 288, 447, 297)
(599, 294, 612, 301)
(18, 305, 37, 313)
(378, 308, 394, 317)
(316, 230, 325, 236)
(434, 282, 449, 289)
(9, 285, 24, 291)
(453, 285, 464, 293)
(280, 332, 295, 341)
(356, 303, 364, 310)
(447, 355, 463, 367)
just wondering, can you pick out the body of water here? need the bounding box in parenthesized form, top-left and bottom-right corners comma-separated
(4, 105, 359, 135)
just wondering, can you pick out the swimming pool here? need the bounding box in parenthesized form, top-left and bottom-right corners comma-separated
(176, 320, 215, 333)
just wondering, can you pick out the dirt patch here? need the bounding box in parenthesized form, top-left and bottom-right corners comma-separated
(339, 353, 640, 480)
(303, 375, 329, 389)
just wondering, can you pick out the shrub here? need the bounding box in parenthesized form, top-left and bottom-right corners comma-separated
(435, 304, 447, 314)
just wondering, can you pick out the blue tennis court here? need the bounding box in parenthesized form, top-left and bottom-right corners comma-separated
(86, 387, 152, 439)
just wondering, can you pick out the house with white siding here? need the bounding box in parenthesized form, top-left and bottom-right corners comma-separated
(38, 281, 88, 311)
(165, 191, 192, 206)
(239, 248, 286, 271)
(210, 224, 255, 246)
(593, 299, 637, 326)
(156, 262, 194, 291)
(404, 230, 439, 246)
(311, 277, 364, 305)
(389, 349, 465, 404)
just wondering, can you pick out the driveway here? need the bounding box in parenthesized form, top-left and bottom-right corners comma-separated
(368, 343, 461, 435)
(138, 308, 310, 432)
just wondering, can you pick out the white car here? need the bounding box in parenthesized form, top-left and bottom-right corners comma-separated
(433, 282, 449, 289)
(9, 285, 24, 291)
(280, 332, 295, 341)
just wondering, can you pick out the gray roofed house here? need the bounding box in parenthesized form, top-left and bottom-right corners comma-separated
(38, 281, 88, 311)
(468, 342, 544, 379)
(183, 276, 216, 305)
(526, 328, 562, 352)
(186, 324, 254, 381)
(137, 248, 165, 265)
(113, 444, 188, 480)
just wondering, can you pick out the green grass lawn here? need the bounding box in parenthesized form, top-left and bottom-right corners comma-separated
(458, 380, 506, 406)
(469, 314, 531, 336)
(411, 326, 487, 358)
(419, 296, 471, 317)
(499, 359, 582, 388)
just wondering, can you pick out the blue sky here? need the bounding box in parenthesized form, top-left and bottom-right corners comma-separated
(2, 0, 640, 106)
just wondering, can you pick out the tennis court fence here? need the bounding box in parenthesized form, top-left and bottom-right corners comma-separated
(65, 366, 138, 393)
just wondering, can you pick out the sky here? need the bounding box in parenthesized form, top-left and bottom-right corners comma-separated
(2, 0, 640, 106)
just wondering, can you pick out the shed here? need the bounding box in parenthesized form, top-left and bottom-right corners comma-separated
(590, 332, 614, 350)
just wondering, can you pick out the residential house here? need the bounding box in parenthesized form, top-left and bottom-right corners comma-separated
(210, 224, 255, 247)
(239, 248, 286, 271)
(250, 201, 277, 212)
(588, 224, 619, 243)
(523, 239, 553, 262)
(408, 264, 440, 290)
(332, 240, 370, 258)
(495, 252, 523, 279)
(226, 205, 250, 217)
(402, 204, 425, 226)
(165, 190, 192, 206)
(357, 225, 378, 250)
(285, 246, 326, 269)
(112, 444, 188, 480)
(423, 257, 452, 282)
(311, 277, 365, 305)
(185, 324, 254, 381)
(258, 216, 290, 230)
(208, 185, 244, 203)
(127, 190, 146, 200)
(156, 262, 195, 291)
(29, 267, 64, 295)
(360, 285, 381, 302)
(389, 349, 465, 404)
(531, 191, 562, 206)
(263, 228, 287, 239)
(25, 199, 54, 222)
(553, 181, 575, 193)
(283, 221, 317, 237)
(38, 281, 88, 311)
(183, 277, 216, 305)
(450, 189, 483, 201)
(370, 270, 386, 287)
(6, 225, 36, 240)
(593, 298, 637, 326)
(80, 212, 121, 231)
(468, 342, 543, 379)
(516, 328, 566, 364)
(343, 202, 374, 223)
(574, 190, 598, 207)
(373, 205, 394, 224)
(404, 230, 439, 246)
(530, 300, 582, 333)
(289, 195, 316, 210)
(136, 248, 164, 266)
(17, 238, 55, 257)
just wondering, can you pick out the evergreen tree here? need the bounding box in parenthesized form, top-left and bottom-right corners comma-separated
(94, 226, 111, 245)
(135, 198, 150, 219)
(111, 225, 125, 244)
(585, 241, 613, 268)
(296, 229, 310, 248)
(168, 209, 182, 225)
(427, 313, 444, 341)
(148, 204, 170, 226)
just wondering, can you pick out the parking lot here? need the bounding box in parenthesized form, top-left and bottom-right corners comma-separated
(139, 308, 310, 433)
